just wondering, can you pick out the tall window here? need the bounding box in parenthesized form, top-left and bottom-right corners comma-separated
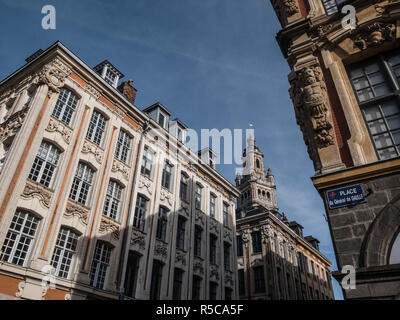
(348, 51, 400, 160)
(297, 252, 303, 272)
(86, 111, 106, 146)
(158, 113, 165, 127)
(210, 234, 217, 265)
(209, 194, 216, 218)
(194, 225, 202, 257)
(225, 287, 232, 300)
(50, 228, 79, 279)
(179, 173, 188, 201)
(194, 183, 202, 209)
(176, 216, 186, 250)
(161, 162, 172, 189)
(172, 268, 183, 300)
(0, 210, 40, 266)
(52, 88, 78, 126)
(115, 130, 131, 163)
(237, 235, 243, 257)
(311, 261, 316, 277)
(252, 231, 262, 253)
(140, 147, 153, 176)
(304, 256, 309, 274)
(29, 141, 61, 188)
(89, 242, 112, 289)
(150, 260, 163, 300)
(322, 0, 349, 15)
(192, 276, 202, 300)
(238, 269, 245, 296)
(133, 195, 148, 231)
(209, 282, 218, 300)
(223, 242, 231, 271)
(124, 251, 140, 298)
(223, 203, 229, 226)
(69, 162, 94, 206)
(253, 266, 266, 293)
(104, 68, 117, 86)
(156, 206, 168, 241)
(103, 180, 123, 220)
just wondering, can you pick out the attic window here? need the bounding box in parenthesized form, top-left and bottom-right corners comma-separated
(177, 128, 183, 142)
(322, 0, 347, 15)
(104, 68, 117, 86)
(158, 113, 165, 127)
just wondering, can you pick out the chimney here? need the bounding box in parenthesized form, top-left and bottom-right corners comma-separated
(117, 80, 137, 104)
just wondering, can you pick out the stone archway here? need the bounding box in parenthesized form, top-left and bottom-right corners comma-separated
(359, 193, 400, 267)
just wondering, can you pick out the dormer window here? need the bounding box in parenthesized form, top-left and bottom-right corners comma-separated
(93, 60, 124, 88)
(158, 113, 165, 127)
(105, 68, 117, 86)
(177, 128, 183, 142)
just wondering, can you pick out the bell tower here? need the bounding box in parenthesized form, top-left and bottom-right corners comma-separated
(236, 135, 278, 213)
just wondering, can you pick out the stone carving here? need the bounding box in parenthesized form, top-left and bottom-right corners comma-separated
(160, 188, 173, 206)
(112, 158, 130, 181)
(271, 0, 299, 24)
(64, 293, 72, 300)
(354, 23, 396, 50)
(82, 140, 103, 164)
(0, 108, 29, 142)
(131, 230, 146, 250)
(85, 84, 101, 100)
(210, 265, 220, 280)
(178, 202, 189, 216)
(38, 58, 71, 97)
(317, 24, 333, 37)
(261, 224, 273, 242)
(21, 182, 52, 208)
(15, 281, 25, 298)
(154, 240, 168, 259)
(289, 64, 335, 153)
(64, 203, 88, 225)
(113, 106, 126, 119)
(195, 210, 205, 226)
(175, 250, 187, 266)
(193, 258, 204, 275)
(45, 117, 72, 144)
(223, 228, 232, 242)
(241, 229, 251, 247)
(225, 271, 234, 286)
(209, 218, 220, 235)
(99, 217, 120, 240)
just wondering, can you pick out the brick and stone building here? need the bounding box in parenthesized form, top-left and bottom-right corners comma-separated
(270, 0, 400, 299)
(235, 135, 334, 300)
(0, 41, 239, 300)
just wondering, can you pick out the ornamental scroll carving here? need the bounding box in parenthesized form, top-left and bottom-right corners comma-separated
(82, 140, 103, 164)
(112, 158, 130, 181)
(160, 188, 173, 206)
(261, 224, 274, 243)
(193, 257, 204, 275)
(0, 108, 29, 143)
(175, 250, 187, 266)
(353, 22, 396, 51)
(21, 182, 52, 209)
(99, 217, 120, 240)
(38, 58, 71, 97)
(210, 265, 220, 280)
(46, 117, 72, 144)
(289, 64, 335, 155)
(131, 230, 146, 250)
(64, 203, 88, 226)
(271, 0, 299, 24)
(154, 240, 168, 259)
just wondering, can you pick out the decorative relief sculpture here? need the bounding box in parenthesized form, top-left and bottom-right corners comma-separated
(175, 250, 187, 266)
(15, 281, 25, 298)
(21, 182, 52, 208)
(111, 158, 130, 181)
(131, 230, 146, 250)
(195, 210, 205, 226)
(38, 58, 71, 97)
(178, 202, 189, 217)
(160, 188, 173, 206)
(99, 217, 120, 240)
(271, 0, 299, 24)
(223, 228, 232, 242)
(224, 271, 234, 286)
(64, 203, 88, 226)
(353, 22, 396, 50)
(241, 229, 251, 247)
(46, 117, 72, 144)
(210, 265, 219, 280)
(154, 240, 168, 259)
(113, 106, 126, 119)
(0, 108, 29, 142)
(193, 257, 204, 275)
(85, 84, 101, 100)
(82, 140, 103, 164)
(261, 224, 273, 242)
(209, 218, 220, 235)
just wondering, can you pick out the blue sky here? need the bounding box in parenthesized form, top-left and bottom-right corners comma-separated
(0, 0, 343, 299)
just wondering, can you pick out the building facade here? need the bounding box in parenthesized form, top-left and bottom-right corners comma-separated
(0, 41, 239, 300)
(270, 0, 400, 299)
(235, 136, 334, 300)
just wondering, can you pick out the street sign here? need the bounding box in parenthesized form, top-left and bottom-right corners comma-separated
(325, 184, 367, 209)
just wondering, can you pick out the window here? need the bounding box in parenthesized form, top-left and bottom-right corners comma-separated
(348, 51, 400, 160)
(28, 141, 61, 188)
(224, 242, 231, 270)
(103, 180, 123, 220)
(133, 195, 148, 231)
(0, 210, 40, 266)
(210, 234, 217, 265)
(89, 242, 112, 289)
(194, 183, 202, 209)
(209, 282, 218, 300)
(140, 147, 153, 176)
(115, 130, 131, 163)
(304, 256, 309, 274)
(52, 88, 78, 126)
(156, 206, 168, 241)
(158, 113, 165, 127)
(322, 0, 349, 15)
(104, 68, 117, 86)
(86, 111, 106, 146)
(297, 252, 303, 272)
(252, 231, 262, 254)
(150, 260, 163, 300)
(209, 194, 216, 218)
(238, 269, 245, 296)
(194, 225, 202, 257)
(256, 159, 260, 168)
(192, 276, 202, 300)
(237, 235, 243, 257)
(223, 203, 229, 226)
(253, 266, 265, 293)
(179, 173, 188, 201)
(161, 162, 172, 189)
(225, 287, 232, 300)
(50, 228, 79, 279)
(177, 128, 183, 142)
(176, 216, 186, 250)
(172, 268, 183, 300)
(69, 162, 94, 206)
(124, 251, 140, 298)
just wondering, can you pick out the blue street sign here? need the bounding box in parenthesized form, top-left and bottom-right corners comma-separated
(325, 184, 367, 209)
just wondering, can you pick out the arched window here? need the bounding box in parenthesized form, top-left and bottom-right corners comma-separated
(0, 210, 40, 266)
(86, 110, 106, 146)
(256, 159, 260, 169)
(267, 192, 271, 200)
(103, 180, 124, 220)
(389, 232, 400, 264)
(69, 162, 95, 206)
(262, 190, 266, 199)
(89, 241, 113, 289)
(29, 141, 61, 188)
(52, 88, 78, 126)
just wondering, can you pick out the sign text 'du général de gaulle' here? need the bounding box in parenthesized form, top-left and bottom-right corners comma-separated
(325, 184, 367, 209)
